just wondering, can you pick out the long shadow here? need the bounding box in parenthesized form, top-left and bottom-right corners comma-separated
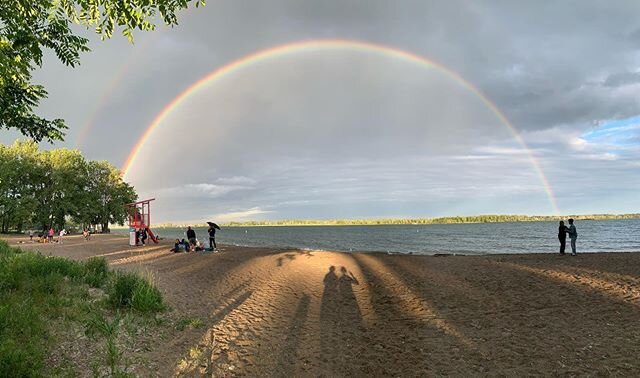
(276, 250, 315, 267)
(173, 287, 254, 376)
(349, 253, 489, 374)
(209, 290, 254, 323)
(495, 260, 640, 306)
(274, 294, 311, 375)
(455, 258, 640, 374)
(383, 256, 506, 321)
(319, 265, 364, 375)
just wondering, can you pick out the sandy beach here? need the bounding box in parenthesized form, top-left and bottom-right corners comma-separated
(6, 233, 640, 376)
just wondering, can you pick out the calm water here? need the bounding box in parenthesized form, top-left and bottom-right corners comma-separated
(120, 219, 640, 255)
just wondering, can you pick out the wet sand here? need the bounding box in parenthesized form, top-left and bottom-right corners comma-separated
(6, 233, 640, 376)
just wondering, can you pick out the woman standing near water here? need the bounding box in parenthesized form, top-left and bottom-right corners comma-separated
(558, 221, 569, 255)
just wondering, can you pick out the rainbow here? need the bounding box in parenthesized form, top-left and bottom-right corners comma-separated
(122, 39, 560, 214)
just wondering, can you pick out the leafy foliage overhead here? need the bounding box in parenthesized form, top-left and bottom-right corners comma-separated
(0, 0, 204, 142)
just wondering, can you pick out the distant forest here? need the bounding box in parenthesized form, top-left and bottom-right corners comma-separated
(150, 214, 640, 228)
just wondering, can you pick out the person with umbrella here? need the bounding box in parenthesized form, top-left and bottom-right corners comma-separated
(207, 222, 221, 251)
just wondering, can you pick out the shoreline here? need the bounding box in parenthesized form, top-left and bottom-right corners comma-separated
(8, 233, 640, 257)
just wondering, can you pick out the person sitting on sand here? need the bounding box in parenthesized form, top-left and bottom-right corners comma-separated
(140, 228, 148, 245)
(558, 221, 569, 255)
(171, 239, 181, 253)
(180, 239, 190, 252)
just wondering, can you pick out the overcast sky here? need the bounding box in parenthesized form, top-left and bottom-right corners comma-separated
(5, 0, 640, 223)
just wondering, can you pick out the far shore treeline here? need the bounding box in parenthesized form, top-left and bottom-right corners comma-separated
(131, 213, 640, 229)
(222, 214, 640, 226)
(0, 141, 136, 233)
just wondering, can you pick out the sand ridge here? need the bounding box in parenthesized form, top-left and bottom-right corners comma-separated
(7, 233, 640, 376)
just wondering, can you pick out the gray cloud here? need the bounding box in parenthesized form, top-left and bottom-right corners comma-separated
(4, 1, 640, 221)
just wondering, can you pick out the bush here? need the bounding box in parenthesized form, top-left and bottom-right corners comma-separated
(107, 272, 164, 314)
(84, 257, 109, 288)
(0, 299, 44, 377)
(0, 240, 18, 256)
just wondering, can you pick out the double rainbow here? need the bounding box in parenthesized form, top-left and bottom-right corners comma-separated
(120, 39, 559, 214)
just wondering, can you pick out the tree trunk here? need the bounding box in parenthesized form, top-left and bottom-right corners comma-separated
(101, 222, 110, 233)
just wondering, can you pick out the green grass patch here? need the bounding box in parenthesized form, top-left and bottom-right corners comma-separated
(107, 271, 165, 314)
(84, 256, 109, 288)
(0, 240, 165, 377)
(175, 316, 204, 331)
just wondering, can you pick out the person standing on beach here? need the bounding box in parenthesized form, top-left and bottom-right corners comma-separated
(568, 218, 578, 255)
(48, 227, 54, 243)
(558, 221, 569, 255)
(186, 226, 196, 246)
(207, 224, 217, 251)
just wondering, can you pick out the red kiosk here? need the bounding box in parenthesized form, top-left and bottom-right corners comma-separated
(126, 198, 159, 246)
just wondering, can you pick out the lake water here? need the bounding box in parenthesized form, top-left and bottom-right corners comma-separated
(117, 219, 640, 255)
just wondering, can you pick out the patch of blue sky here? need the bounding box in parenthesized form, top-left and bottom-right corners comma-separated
(582, 115, 640, 147)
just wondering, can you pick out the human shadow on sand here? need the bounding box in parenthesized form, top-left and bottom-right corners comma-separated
(319, 265, 362, 374)
(274, 294, 311, 375)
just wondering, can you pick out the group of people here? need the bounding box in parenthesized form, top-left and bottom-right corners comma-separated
(558, 218, 578, 255)
(38, 227, 66, 243)
(26, 227, 91, 243)
(170, 224, 219, 253)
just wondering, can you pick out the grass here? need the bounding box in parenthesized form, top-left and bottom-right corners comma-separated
(107, 271, 165, 314)
(175, 316, 204, 331)
(0, 240, 165, 377)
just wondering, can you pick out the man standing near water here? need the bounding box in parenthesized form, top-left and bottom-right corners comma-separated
(568, 218, 578, 256)
(208, 224, 218, 251)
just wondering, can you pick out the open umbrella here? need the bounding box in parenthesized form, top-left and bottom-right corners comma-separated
(207, 222, 221, 230)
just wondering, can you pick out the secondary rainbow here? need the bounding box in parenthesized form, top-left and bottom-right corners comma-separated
(122, 39, 560, 214)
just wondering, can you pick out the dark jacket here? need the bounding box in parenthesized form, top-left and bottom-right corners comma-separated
(558, 225, 568, 239)
(186, 229, 196, 239)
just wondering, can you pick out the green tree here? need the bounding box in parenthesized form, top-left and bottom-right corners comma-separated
(0, 0, 205, 142)
(46, 148, 89, 228)
(0, 141, 137, 233)
(0, 141, 41, 232)
(82, 160, 137, 232)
